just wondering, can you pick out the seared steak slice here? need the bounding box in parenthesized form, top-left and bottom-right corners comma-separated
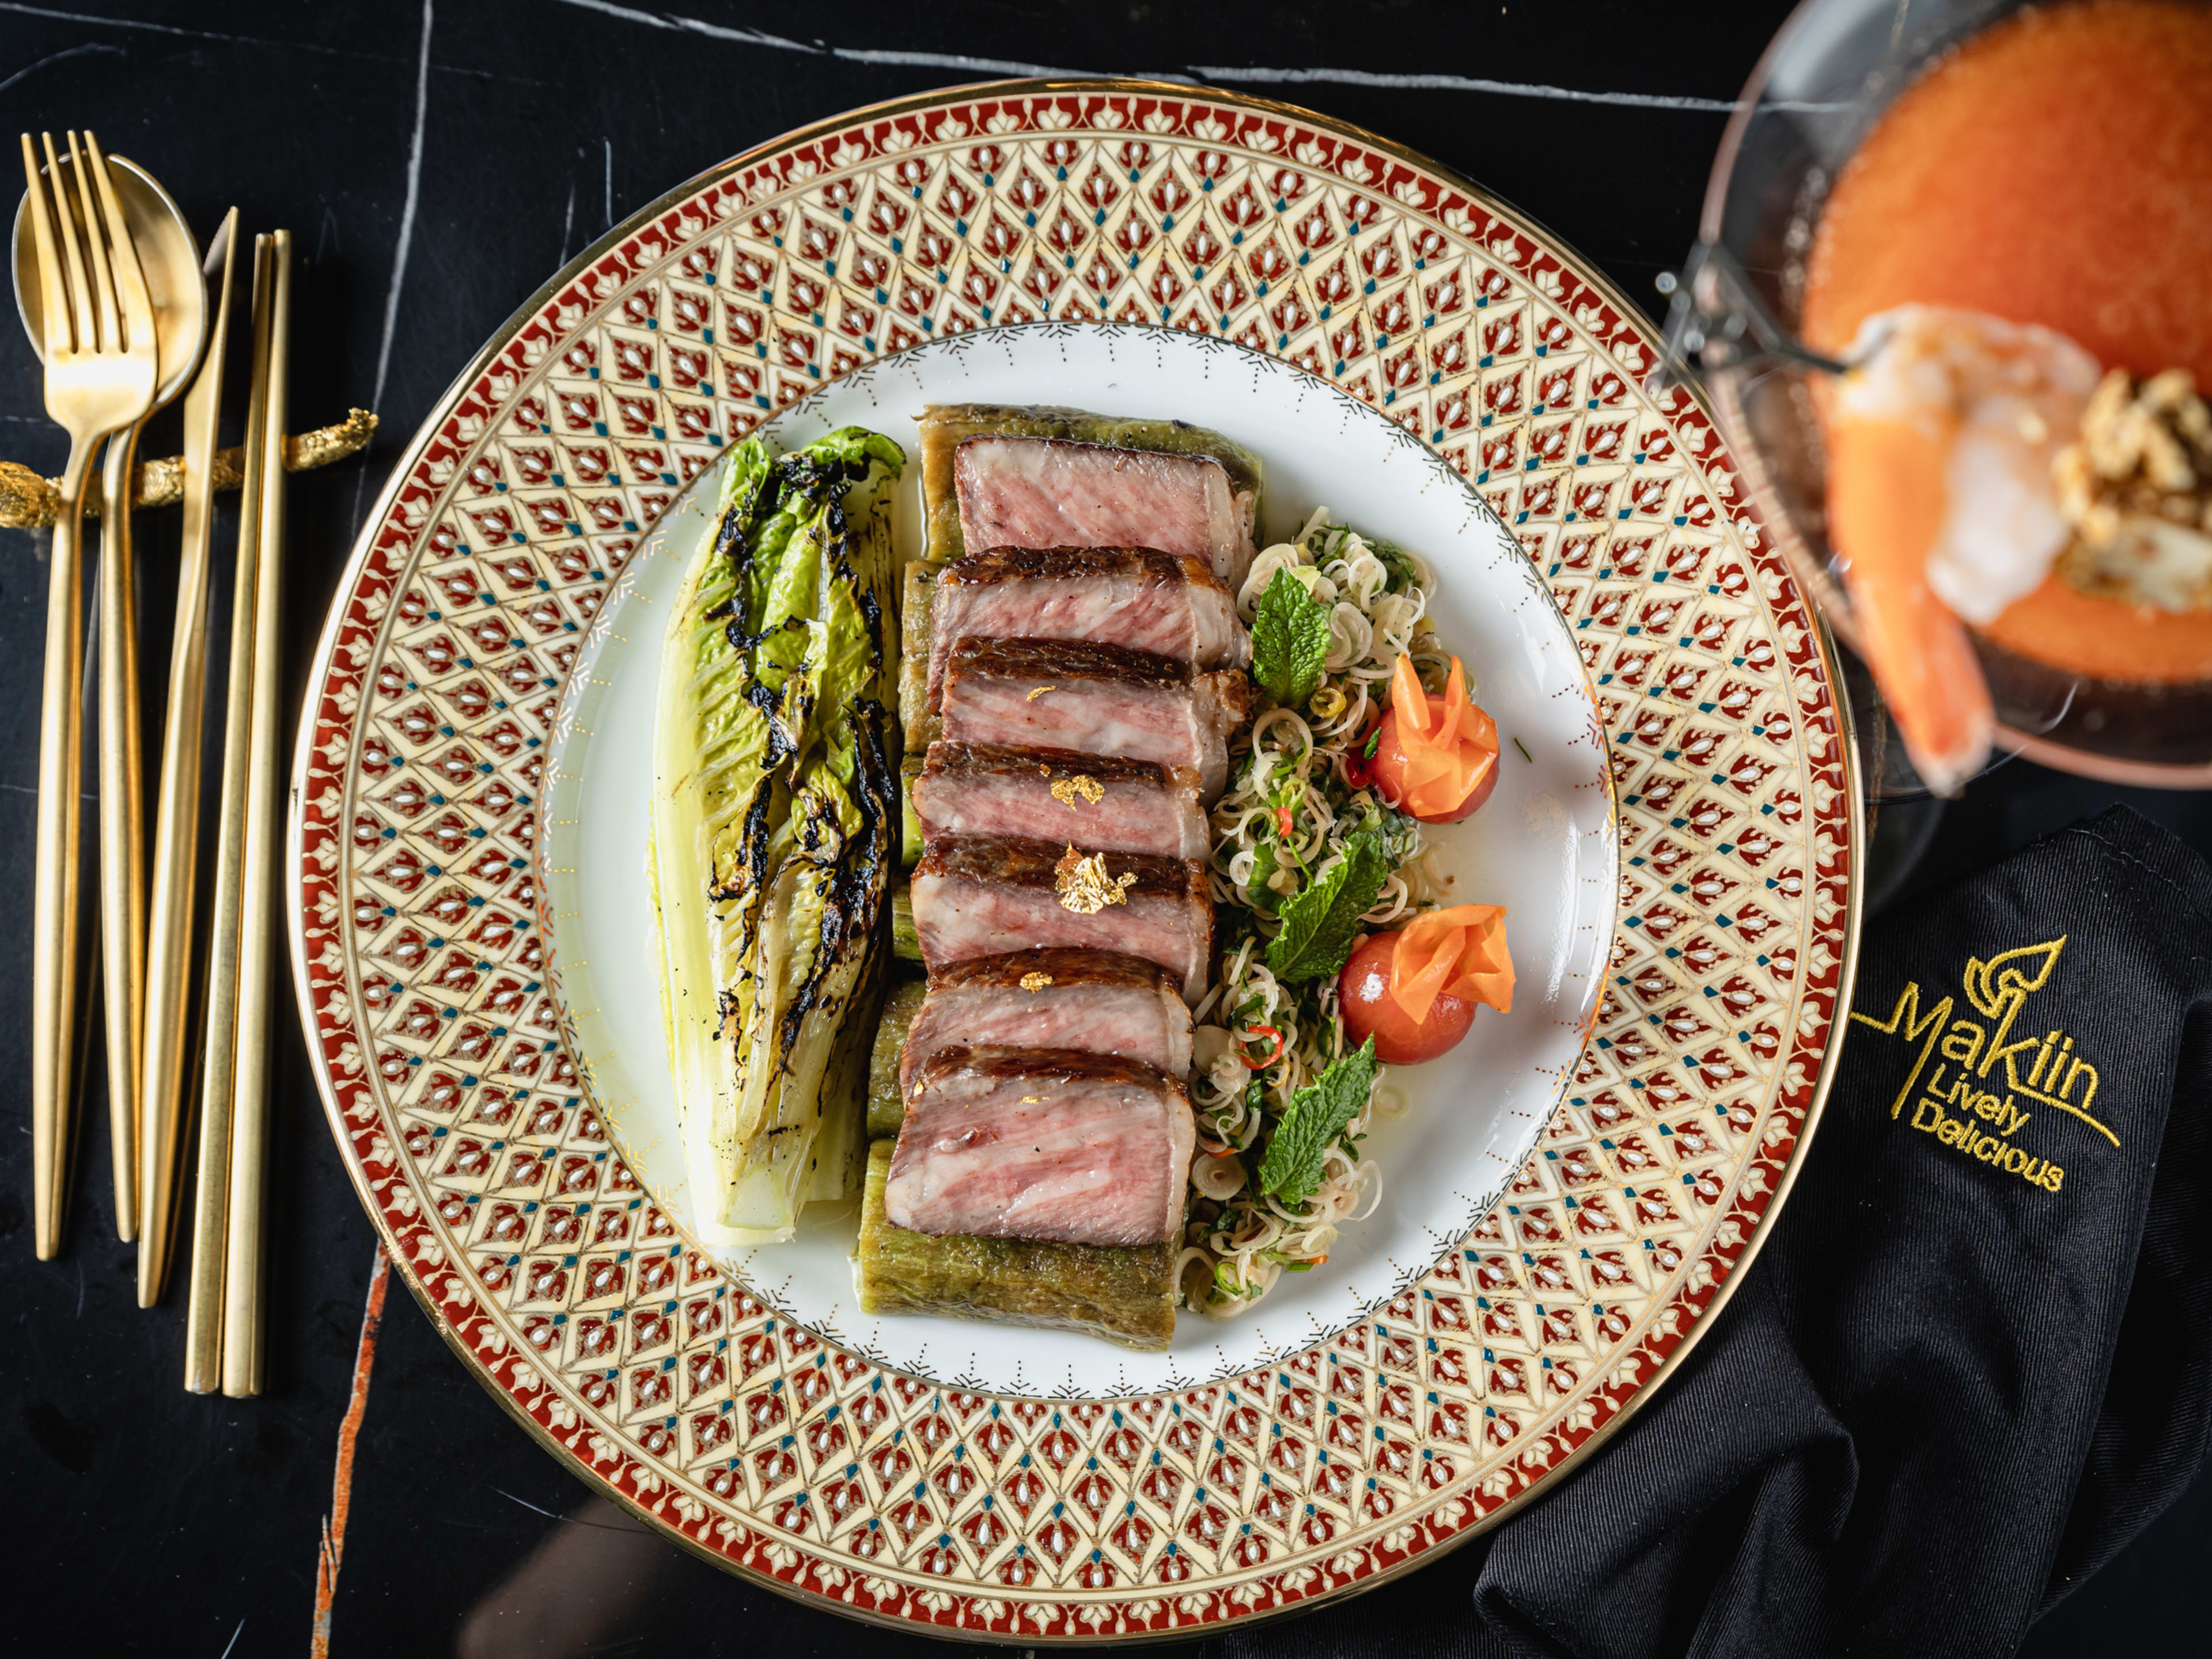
(926, 546, 1247, 711)
(913, 742, 1207, 859)
(885, 1046, 1195, 1246)
(919, 403, 1264, 572)
(938, 638, 1252, 800)
(857, 1142, 1177, 1350)
(911, 834, 1212, 1001)
(954, 435, 1255, 590)
(899, 949, 1194, 1097)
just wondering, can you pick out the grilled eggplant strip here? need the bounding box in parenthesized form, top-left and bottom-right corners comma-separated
(899, 560, 938, 754)
(867, 976, 929, 1140)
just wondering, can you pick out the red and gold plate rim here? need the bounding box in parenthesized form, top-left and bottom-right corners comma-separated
(287, 78, 1862, 1640)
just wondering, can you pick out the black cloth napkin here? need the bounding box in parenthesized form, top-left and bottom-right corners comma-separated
(1219, 805, 2212, 1659)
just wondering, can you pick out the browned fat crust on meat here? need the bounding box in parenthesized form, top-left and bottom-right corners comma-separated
(925, 546, 1248, 712)
(938, 638, 1252, 801)
(912, 742, 1207, 860)
(910, 834, 1212, 1002)
(898, 949, 1194, 1099)
(953, 435, 1255, 592)
(885, 1046, 1195, 1247)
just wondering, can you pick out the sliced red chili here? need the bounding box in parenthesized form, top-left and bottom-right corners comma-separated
(1237, 1024, 1285, 1070)
(1274, 805, 1295, 838)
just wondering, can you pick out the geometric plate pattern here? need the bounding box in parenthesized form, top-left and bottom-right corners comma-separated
(290, 81, 1859, 1641)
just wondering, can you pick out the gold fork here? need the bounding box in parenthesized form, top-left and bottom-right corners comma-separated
(20, 130, 160, 1258)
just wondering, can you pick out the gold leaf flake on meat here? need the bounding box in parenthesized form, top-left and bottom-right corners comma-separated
(1025, 684, 1056, 701)
(1049, 774, 1105, 806)
(1018, 971, 1055, 991)
(1054, 845, 1135, 914)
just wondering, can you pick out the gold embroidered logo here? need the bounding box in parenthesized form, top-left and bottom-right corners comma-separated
(1849, 934, 2117, 1194)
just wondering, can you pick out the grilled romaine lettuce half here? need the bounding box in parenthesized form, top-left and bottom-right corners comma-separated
(653, 426, 904, 1245)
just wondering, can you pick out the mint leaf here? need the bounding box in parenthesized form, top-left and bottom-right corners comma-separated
(1251, 566, 1331, 708)
(1266, 829, 1391, 982)
(1258, 1037, 1380, 1206)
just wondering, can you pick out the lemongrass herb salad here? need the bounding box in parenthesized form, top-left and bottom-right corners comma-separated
(1177, 509, 1463, 1316)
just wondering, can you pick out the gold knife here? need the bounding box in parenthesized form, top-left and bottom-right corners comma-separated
(148, 208, 236, 1322)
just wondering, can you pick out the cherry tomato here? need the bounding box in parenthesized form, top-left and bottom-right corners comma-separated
(1343, 725, 1383, 791)
(1372, 702, 1499, 822)
(1338, 931, 1476, 1065)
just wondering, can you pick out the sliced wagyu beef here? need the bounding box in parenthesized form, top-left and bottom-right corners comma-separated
(925, 546, 1246, 711)
(910, 834, 1212, 1001)
(885, 1046, 1196, 1246)
(897, 949, 1194, 1098)
(918, 403, 1262, 578)
(911, 743, 1207, 860)
(938, 638, 1251, 800)
(857, 1142, 1177, 1350)
(953, 435, 1255, 591)
(882, 401, 1264, 1315)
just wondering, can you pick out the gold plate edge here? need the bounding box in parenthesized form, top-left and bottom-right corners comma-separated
(282, 73, 1868, 1642)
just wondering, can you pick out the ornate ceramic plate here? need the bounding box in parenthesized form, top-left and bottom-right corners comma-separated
(291, 80, 1861, 1641)
(551, 323, 1616, 1396)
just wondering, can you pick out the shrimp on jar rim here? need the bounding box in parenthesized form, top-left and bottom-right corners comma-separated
(1825, 304, 2100, 796)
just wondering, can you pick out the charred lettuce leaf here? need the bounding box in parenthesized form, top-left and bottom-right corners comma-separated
(652, 427, 904, 1245)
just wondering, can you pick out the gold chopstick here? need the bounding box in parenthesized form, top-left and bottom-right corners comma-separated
(145, 209, 237, 1314)
(222, 228, 290, 1398)
(183, 231, 273, 1384)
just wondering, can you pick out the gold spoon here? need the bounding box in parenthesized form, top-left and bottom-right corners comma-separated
(14, 154, 207, 1241)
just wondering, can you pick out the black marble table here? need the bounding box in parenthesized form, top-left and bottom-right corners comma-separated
(2, 3, 2206, 1653)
